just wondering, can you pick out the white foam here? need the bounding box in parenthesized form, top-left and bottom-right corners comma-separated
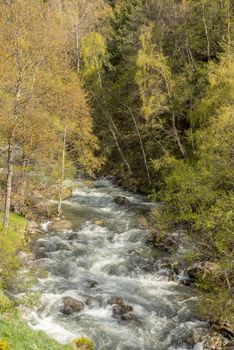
(27, 312, 76, 344)
(84, 306, 112, 320)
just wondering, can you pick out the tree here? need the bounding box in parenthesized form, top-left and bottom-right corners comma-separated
(136, 24, 187, 158)
(0, 0, 56, 229)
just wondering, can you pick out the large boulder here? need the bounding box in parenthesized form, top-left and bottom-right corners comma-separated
(59, 296, 84, 315)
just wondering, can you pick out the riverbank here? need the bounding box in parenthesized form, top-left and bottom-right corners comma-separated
(0, 213, 71, 349)
(0, 310, 71, 350)
(0, 212, 95, 350)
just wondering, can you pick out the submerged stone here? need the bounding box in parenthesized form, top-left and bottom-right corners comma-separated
(114, 196, 131, 206)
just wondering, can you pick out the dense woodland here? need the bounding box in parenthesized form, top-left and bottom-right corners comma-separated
(0, 0, 233, 347)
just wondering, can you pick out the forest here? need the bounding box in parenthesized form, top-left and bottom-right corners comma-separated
(0, 0, 233, 349)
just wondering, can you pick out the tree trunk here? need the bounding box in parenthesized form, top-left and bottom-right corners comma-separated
(3, 138, 13, 231)
(57, 123, 67, 217)
(127, 107, 151, 185)
(76, 29, 80, 72)
(101, 94, 132, 174)
(162, 73, 187, 158)
(201, 1, 210, 60)
(172, 111, 187, 158)
(109, 118, 132, 174)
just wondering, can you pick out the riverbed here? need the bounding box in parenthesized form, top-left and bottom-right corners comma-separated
(18, 178, 207, 349)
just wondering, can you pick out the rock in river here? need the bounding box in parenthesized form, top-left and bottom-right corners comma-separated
(59, 296, 84, 315)
(121, 312, 134, 321)
(112, 303, 133, 319)
(114, 196, 131, 206)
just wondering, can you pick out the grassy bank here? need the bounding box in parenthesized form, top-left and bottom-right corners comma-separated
(0, 311, 71, 350)
(0, 213, 72, 350)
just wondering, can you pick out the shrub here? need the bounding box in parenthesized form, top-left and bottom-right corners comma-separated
(73, 337, 94, 350)
(0, 340, 9, 350)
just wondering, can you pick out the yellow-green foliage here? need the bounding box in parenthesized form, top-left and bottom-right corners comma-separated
(0, 292, 13, 312)
(136, 24, 172, 119)
(81, 32, 107, 77)
(159, 48, 234, 324)
(0, 213, 27, 287)
(73, 337, 94, 350)
(0, 340, 9, 350)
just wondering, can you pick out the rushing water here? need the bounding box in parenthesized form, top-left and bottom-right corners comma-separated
(19, 178, 207, 350)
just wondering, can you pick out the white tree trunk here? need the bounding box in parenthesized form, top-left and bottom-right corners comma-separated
(3, 138, 13, 231)
(58, 123, 67, 217)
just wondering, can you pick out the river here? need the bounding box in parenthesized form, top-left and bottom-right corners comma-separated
(18, 178, 207, 350)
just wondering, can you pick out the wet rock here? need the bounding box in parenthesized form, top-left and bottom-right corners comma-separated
(114, 196, 131, 206)
(56, 242, 71, 251)
(49, 219, 72, 231)
(121, 312, 134, 321)
(112, 304, 133, 319)
(187, 327, 209, 345)
(85, 280, 99, 289)
(59, 296, 84, 315)
(36, 238, 70, 252)
(34, 247, 48, 259)
(84, 297, 92, 307)
(178, 271, 194, 286)
(108, 296, 124, 305)
(204, 332, 224, 350)
(68, 233, 79, 240)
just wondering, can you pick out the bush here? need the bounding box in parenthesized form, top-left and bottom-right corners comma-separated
(0, 339, 9, 350)
(73, 337, 95, 350)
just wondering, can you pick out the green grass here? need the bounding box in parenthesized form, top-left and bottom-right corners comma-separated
(0, 213, 28, 287)
(0, 312, 72, 350)
(0, 213, 73, 350)
(0, 212, 27, 233)
(0, 213, 95, 349)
